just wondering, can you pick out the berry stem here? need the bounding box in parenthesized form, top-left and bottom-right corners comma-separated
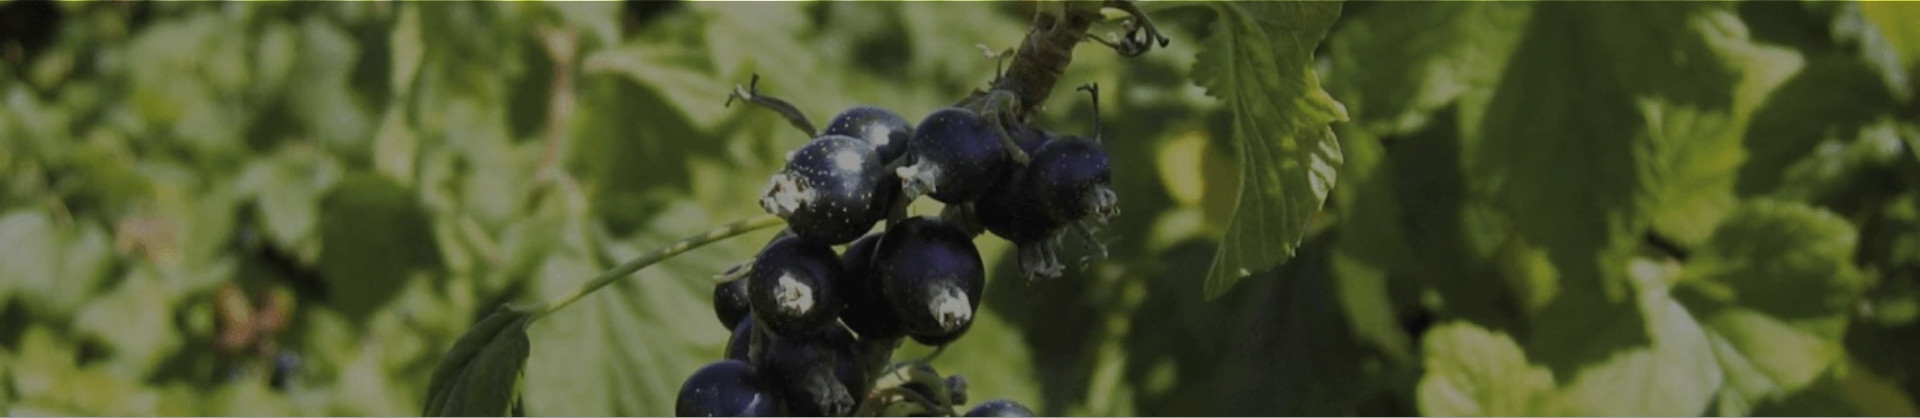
(518, 214, 787, 317)
(727, 74, 819, 138)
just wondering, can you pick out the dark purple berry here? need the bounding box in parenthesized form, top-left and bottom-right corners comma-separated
(965, 399, 1035, 417)
(824, 106, 913, 163)
(898, 108, 1009, 204)
(839, 233, 907, 340)
(713, 278, 751, 331)
(761, 135, 891, 245)
(759, 331, 855, 417)
(725, 318, 758, 362)
(819, 324, 875, 402)
(1024, 136, 1116, 224)
(946, 375, 970, 406)
(748, 236, 845, 339)
(676, 360, 782, 417)
(875, 217, 986, 344)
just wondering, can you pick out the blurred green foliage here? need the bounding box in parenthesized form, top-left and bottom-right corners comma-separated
(1, 1, 1917, 416)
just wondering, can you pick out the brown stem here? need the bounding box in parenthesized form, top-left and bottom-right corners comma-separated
(977, 1, 1104, 121)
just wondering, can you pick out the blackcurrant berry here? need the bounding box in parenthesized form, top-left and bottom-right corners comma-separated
(713, 277, 751, 331)
(973, 126, 1060, 243)
(759, 331, 855, 417)
(677, 360, 783, 417)
(824, 106, 913, 164)
(945, 375, 970, 406)
(839, 233, 908, 340)
(964, 399, 1035, 417)
(725, 317, 758, 362)
(875, 217, 986, 344)
(748, 236, 845, 339)
(898, 108, 1009, 204)
(974, 185, 1058, 245)
(761, 135, 893, 245)
(1024, 136, 1117, 224)
(819, 324, 875, 403)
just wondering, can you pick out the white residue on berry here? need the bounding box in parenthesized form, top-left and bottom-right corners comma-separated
(863, 124, 890, 147)
(759, 172, 814, 217)
(930, 286, 972, 331)
(833, 148, 864, 173)
(775, 273, 816, 314)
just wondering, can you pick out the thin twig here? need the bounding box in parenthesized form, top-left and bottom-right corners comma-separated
(518, 214, 786, 316)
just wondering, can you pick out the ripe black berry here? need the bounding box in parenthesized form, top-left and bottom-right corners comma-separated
(748, 236, 845, 339)
(725, 317, 758, 362)
(676, 360, 783, 417)
(974, 126, 1064, 243)
(824, 106, 913, 164)
(1024, 136, 1116, 224)
(713, 278, 751, 331)
(945, 375, 970, 406)
(839, 233, 908, 340)
(965, 399, 1035, 417)
(759, 331, 855, 416)
(875, 217, 986, 344)
(898, 108, 1009, 204)
(761, 135, 893, 245)
(974, 185, 1056, 245)
(819, 324, 875, 403)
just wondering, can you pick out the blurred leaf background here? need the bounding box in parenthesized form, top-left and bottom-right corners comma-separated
(1, 1, 1918, 416)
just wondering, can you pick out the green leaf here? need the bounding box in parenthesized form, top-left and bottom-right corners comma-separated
(317, 172, 442, 324)
(1701, 308, 1839, 412)
(1773, 119, 1912, 207)
(1553, 258, 1720, 416)
(1326, 2, 1531, 136)
(583, 42, 732, 132)
(1862, 2, 1920, 71)
(423, 305, 535, 417)
(1191, 1, 1349, 299)
(287, 16, 373, 155)
(1737, 51, 1899, 196)
(236, 144, 343, 253)
(1472, 2, 1766, 285)
(0, 210, 115, 319)
(1415, 322, 1558, 416)
(71, 271, 183, 381)
(1682, 200, 1866, 320)
(1752, 359, 1919, 416)
(1821, 1, 1914, 102)
(521, 202, 749, 416)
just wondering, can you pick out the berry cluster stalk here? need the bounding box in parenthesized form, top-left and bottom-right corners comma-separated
(519, 214, 787, 317)
(974, 1, 1104, 121)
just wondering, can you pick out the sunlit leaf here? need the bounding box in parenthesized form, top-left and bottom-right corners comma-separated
(1702, 308, 1839, 411)
(1191, 1, 1349, 299)
(1553, 258, 1720, 416)
(1416, 322, 1558, 416)
(0, 210, 114, 319)
(71, 272, 183, 381)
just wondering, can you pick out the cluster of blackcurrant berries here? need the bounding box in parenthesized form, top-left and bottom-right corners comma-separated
(675, 81, 1116, 417)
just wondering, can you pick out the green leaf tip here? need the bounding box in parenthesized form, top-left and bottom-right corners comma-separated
(424, 306, 537, 417)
